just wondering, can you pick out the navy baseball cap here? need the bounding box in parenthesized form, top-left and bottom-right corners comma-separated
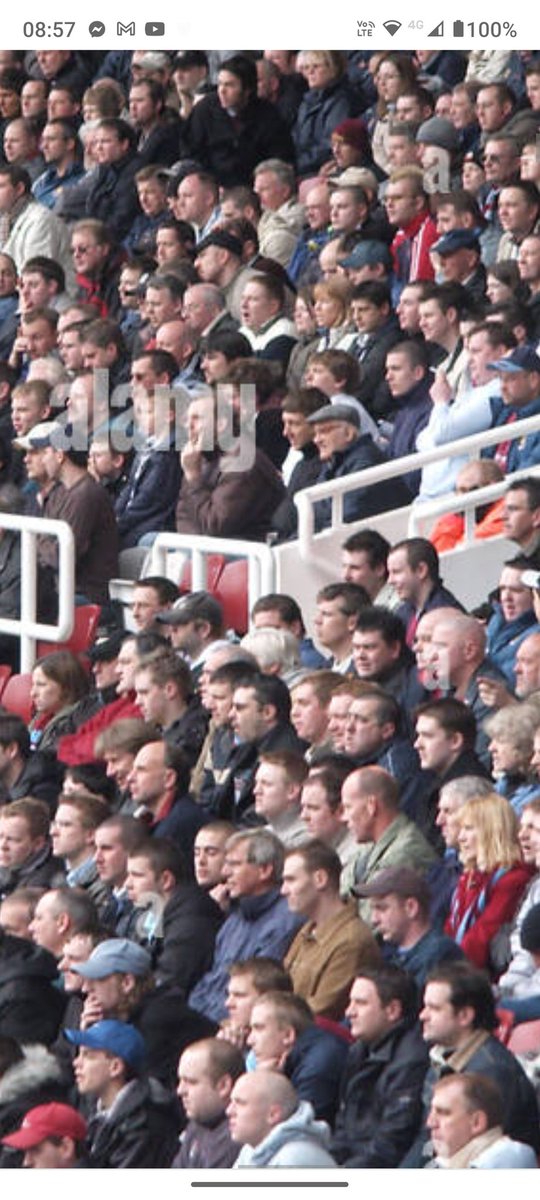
(64, 1020, 146, 1070)
(340, 240, 392, 271)
(488, 346, 540, 374)
(432, 229, 481, 256)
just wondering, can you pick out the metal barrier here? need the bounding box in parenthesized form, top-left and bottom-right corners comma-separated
(408, 466, 540, 542)
(294, 411, 540, 562)
(150, 533, 276, 615)
(0, 513, 75, 673)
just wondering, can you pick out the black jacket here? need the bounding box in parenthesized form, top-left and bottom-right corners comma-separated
(85, 150, 143, 241)
(86, 1075, 182, 1168)
(331, 1019, 429, 1167)
(210, 721, 307, 820)
(182, 92, 295, 187)
(4, 750, 63, 814)
(271, 441, 321, 542)
(149, 883, 223, 997)
(0, 1044, 72, 1169)
(0, 842, 65, 899)
(130, 985, 217, 1089)
(0, 932, 66, 1045)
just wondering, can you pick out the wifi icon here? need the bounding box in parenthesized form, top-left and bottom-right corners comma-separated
(383, 19, 402, 35)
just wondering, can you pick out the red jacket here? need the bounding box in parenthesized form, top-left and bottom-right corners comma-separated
(445, 862, 532, 973)
(391, 209, 437, 285)
(57, 694, 142, 766)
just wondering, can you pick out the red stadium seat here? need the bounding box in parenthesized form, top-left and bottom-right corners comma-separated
(36, 604, 101, 659)
(508, 1018, 540, 1055)
(2, 673, 33, 723)
(214, 560, 249, 634)
(495, 1007, 515, 1045)
(0, 665, 12, 701)
(179, 556, 226, 595)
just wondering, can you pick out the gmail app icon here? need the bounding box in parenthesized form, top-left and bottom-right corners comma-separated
(117, 21, 135, 34)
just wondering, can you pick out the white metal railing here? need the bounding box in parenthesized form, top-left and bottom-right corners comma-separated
(150, 533, 276, 617)
(408, 466, 540, 542)
(294, 411, 540, 560)
(0, 514, 75, 673)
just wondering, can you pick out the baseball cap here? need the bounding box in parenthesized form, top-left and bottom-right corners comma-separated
(353, 866, 430, 903)
(329, 166, 379, 194)
(88, 630, 128, 664)
(487, 346, 540, 374)
(340, 240, 392, 270)
(13, 420, 64, 452)
(64, 1020, 146, 1071)
(521, 569, 540, 591)
(196, 230, 243, 259)
(73, 938, 151, 979)
(156, 590, 224, 628)
(432, 229, 481, 256)
(307, 402, 360, 429)
(2, 1103, 87, 1150)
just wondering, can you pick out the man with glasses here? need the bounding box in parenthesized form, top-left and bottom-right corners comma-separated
(479, 135, 521, 265)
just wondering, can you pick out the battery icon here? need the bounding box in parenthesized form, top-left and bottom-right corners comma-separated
(453, 19, 464, 35)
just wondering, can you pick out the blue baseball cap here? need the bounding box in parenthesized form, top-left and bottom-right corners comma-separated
(488, 346, 540, 374)
(340, 239, 392, 270)
(432, 229, 481, 256)
(73, 938, 151, 980)
(64, 1020, 146, 1070)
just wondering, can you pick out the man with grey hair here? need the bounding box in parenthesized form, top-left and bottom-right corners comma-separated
(253, 158, 305, 267)
(229, 1071, 336, 1167)
(182, 283, 238, 343)
(187, 829, 303, 1021)
(240, 626, 303, 687)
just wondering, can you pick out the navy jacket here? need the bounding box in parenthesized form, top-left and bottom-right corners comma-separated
(384, 927, 464, 989)
(314, 435, 409, 531)
(386, 376, 433, 495)
(182, 92, 295, 187)
(115, 442, 183, 549)
(85, 150, 143, 241)
(293, 77, 358, 177)
(284, 1024, 350, 1126)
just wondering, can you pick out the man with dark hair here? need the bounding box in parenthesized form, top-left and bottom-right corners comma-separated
(208, 674, 305, 821)
(313, 582, 370, 675)
(182, 54, 294, 187)
(341, 528, 397, 609)
(0, 713, 60, 810)
(384, 340, 433, 494)
(403, 961, 540, 1166)
(282, 839, 379, 1018)
(503, 477, 540, 566)
(19, 255, 67, 312)
(128, 77, 181, 166)
(331, 965, 429, 1167)
(356, 866, 463, 988)
(0, 162, 72, 274)
(32, 117, 83, 211)
(94, 814, 148, 936)
(351, 607, 427, 725)
(270, 388, 323, 543)
(194, 230, 255, 322)
(349, 279, 401, 418)
(85, 118, 142, 241)
(35, 421, 119, 605)
(388, 537, 463, 647)
(240, 273, 297, 369)
(155, 590, 227, 682)
(343, 686, 423, 813)
(130, 576, 179, 633)
(251, 591, 326, 670)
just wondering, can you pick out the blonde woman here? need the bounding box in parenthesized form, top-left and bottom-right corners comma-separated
(445, 792, 532, 975)
(313, 277, 355, 352)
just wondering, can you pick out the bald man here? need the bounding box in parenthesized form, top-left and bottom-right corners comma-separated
(429, 611, 505, 762)
(227, 1071, 336, 1167)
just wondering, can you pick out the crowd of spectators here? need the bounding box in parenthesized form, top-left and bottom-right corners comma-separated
(0, 45, 539, 1171)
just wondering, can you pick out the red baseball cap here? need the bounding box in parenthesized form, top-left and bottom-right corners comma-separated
(2, 1103, 87, 1150)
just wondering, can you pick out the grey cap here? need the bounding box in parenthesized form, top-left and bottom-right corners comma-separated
(306, 402, 360, 428)
(73, 939, 152, 979)
(416, 116, 459, 153)
(156, 589, 224, 628)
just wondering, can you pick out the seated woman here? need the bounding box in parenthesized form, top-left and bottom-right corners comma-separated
(445, 791, 533, 977)
(485, 704, 540, 817)
(29, 650, 89, 754)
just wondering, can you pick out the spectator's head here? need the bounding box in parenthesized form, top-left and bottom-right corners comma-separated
(341, 766, 400, 845)
(341, 529, 390, 599)
(428, 1074, 504, 1162)
(226, 957, 292, 1034)
(253, 159, 295, 211)
(194, 822, 235, 892)
(240, 274, 285, 332)
(0, 798, 50, 871)
(254, 752, 307, 824)
(290, 671, 343, 748)
(94, 814, 148, 889)
(485, 702, 538, 782)
(177, 1038, 245, 1126)
(476, 83, 515, 135)
(456, 791, 520, 873)
(314, 582, 370, 659)
(94, 118, 137, 166)
(1, 1102, 87, 1169)
(69, 937, 152, 1020)
(356, 866, 431, 946)
(346, 964, 417, 1043)
(414, 699, 477, 775)
(351, 608, 406, 682)
(385, 339, 429, 399)
(128, 741, 191, 813)
(95, 718, 158, 793)
(31, 650, 89, 719)
(343, 687, 400, 759)
(126, 837, 189, 904)
(0, 886, 45, 940)
(69, 1020, 146, 1103)
(134, 651, 194, 726)
(155, 590, 224, 658)
(387, 537, 441, 606)
(436, 776, 494, 850)
(131, 576, 179, 633)
(50, 792, 109, 869)
(230, 675, 292, 742)
(428, 612, 486, 693)
(421, 962, 498, 1047)
(282, 840, 343, 920)
(227, 1071, 299, 1147)
(502, 478, 540, 550)
(223, 829, 285, 899)
(247, 991, 313, 1065)
(218, 56, 257, 111)
(515, 632, 540, 699)
(384, 166, 428, 230)
(29, 887, 99, 958)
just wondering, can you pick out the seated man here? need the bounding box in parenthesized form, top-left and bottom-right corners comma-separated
(313, 582, 370, 675)
(127, 741, 207, 862)
(239, 273, 297, 371)
(176, 390, 285, 542)
(125, 836, 222, 996)
(356, 866, 463, 988)
(342, 685, 423, 816)
(51, 792, 109, 911)
(300, 759, 358, 870)
(130, 576, 179, 633)
(351, 608, 428, 733)
(414, 700, 489, 848)
(486, 557, 540, 689)
(331, 965, 429, 1167)
(290, 671, 343, 762)
(174, 1038, 245, 1169)
(228, 1071, 336, 1168)
(251, 592, 327, 671)
(282, 840, 379, 1018)
(134, 651, 208, 768)
(187, 829, 302, 1023)
(221, 955, 293, 1051)
(428, 1073, 538, 1169)
(428, 618, 505, 762)
(193, 822, 234, 912)
(387, 537, 463, 648)
(155, 591, 229, 684)
(307, 401, 408, 531)
(66, 1019, 181, 1167)
(1, 1103, 88, 1169)
(246, 990, 349, 1125)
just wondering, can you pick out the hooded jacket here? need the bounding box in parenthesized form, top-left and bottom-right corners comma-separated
(234, 1100, 336, 1167)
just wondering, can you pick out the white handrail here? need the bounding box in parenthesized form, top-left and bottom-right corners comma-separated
(150, 533, 276, 616)
(295, 410, 540, 560)
(0, 514, 75, 673)
(408, 466, 540, 540)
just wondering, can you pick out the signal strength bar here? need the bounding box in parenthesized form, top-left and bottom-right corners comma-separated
(428, 20, 444, 35)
